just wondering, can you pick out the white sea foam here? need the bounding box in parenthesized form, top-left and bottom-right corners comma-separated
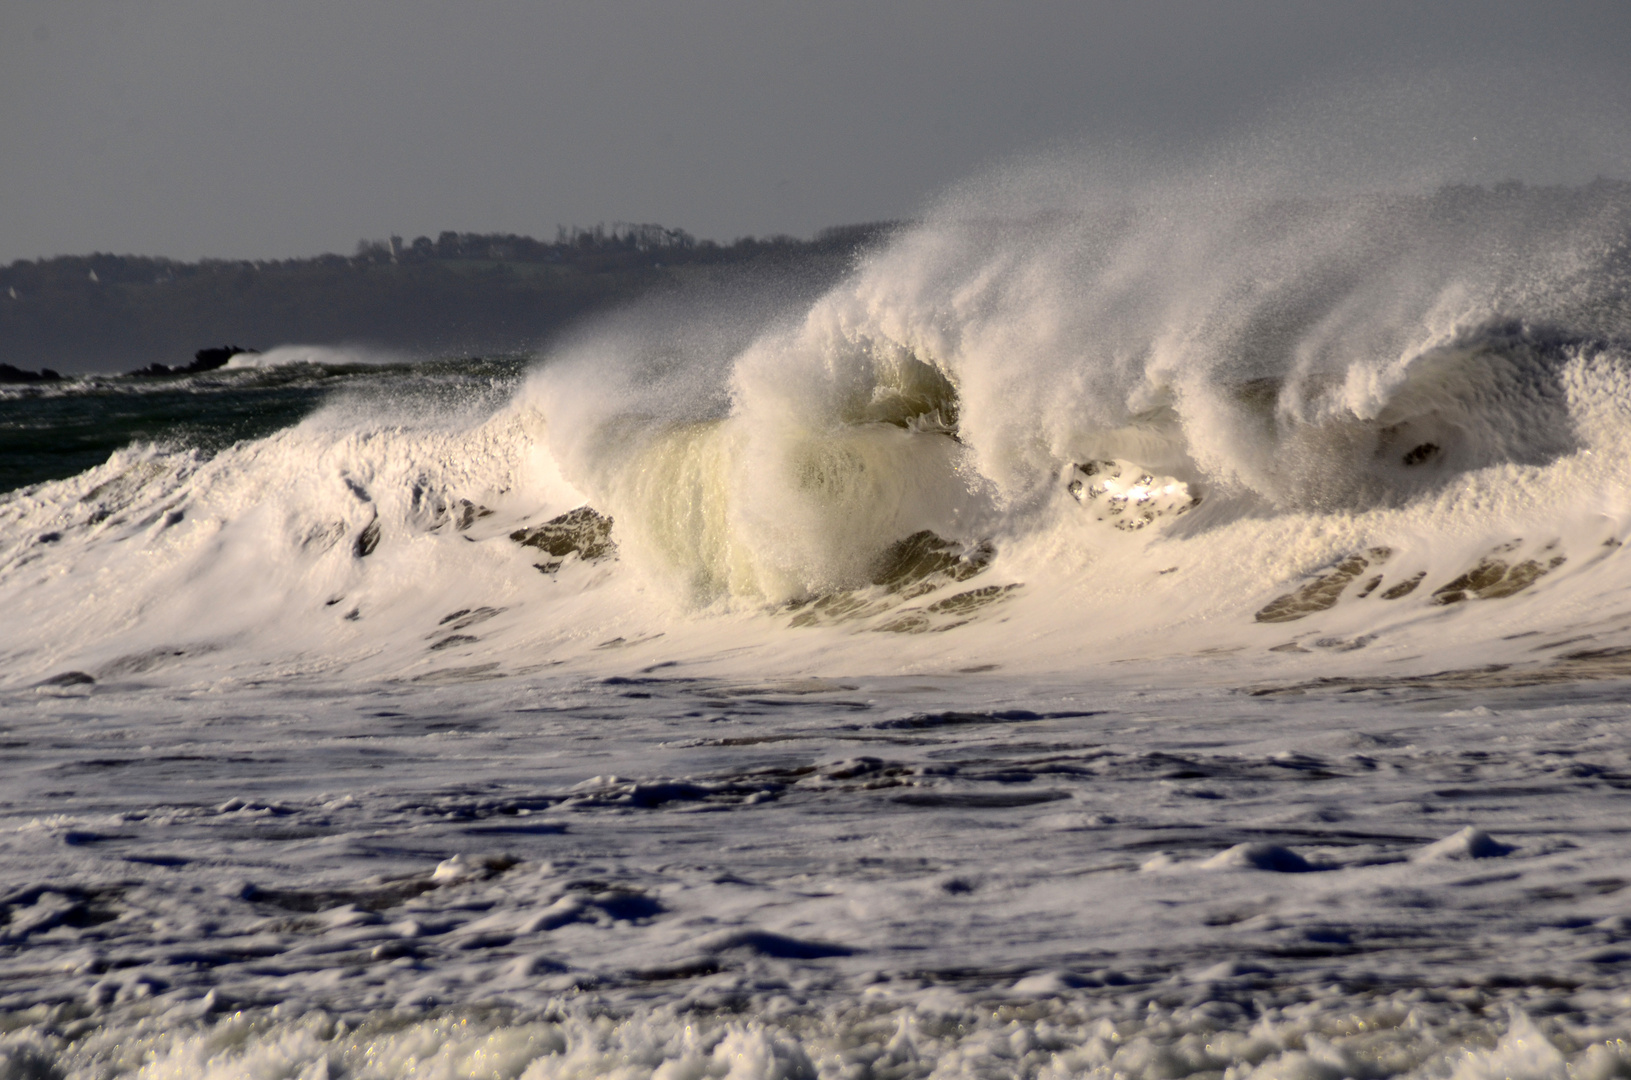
(6, 166, 1631, 1074)
(7, 177, 1631, 687)
(2, 997, 1626, 1080)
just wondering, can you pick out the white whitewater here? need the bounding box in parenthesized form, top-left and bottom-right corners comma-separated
(4, 177, 1631, 685)
(5, 169, 1631, 1077)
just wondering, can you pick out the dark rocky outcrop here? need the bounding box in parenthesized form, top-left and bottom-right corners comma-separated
(1431, 548, 1566, 604)
(126, 345, 258, 378)
(190, 345, 257, 371)
(788, 530, 1004, 630)
(1255, 548, 1392, 623)
(870, 531, 996, 598)
(510, 507, 616, 573)
(0, 363, 61, 384)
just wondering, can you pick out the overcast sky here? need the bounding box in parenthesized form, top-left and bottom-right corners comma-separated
(4, 1, 1630, 264)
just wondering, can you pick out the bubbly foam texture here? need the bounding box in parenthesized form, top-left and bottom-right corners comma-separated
(7, 180, 1631, 685)
(2, 996, 1627, 1080)
(12, 143, 1631, 1075)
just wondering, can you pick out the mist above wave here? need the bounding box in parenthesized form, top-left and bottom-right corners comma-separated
(524, 170, 1631, 606)
(804, 177, 1627, 508)
(6, 162, 1631, 687)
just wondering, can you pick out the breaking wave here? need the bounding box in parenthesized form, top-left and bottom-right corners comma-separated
(5, 176, 1631, 686)
(9, 161, 1631, 1077)
(222, 343, 409, 369)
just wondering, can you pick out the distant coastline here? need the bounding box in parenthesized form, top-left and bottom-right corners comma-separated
(0, 223, 897, 374)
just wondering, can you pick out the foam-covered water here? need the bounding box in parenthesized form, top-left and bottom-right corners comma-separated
(0, 350, 525, 496)
(6, 175, 1631, 1075)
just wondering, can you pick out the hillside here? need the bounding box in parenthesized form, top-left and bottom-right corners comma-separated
(0, 223, 896, 373)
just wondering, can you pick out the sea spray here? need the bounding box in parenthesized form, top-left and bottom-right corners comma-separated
(6, 178, 1631, 684)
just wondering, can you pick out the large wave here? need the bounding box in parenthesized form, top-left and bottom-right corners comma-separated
(5, 174, 1631, 688)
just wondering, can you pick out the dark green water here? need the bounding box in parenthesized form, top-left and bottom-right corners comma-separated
(0, 357, 529, 494)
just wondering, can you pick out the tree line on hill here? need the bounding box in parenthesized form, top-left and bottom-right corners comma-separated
(0, 223, 897, 374)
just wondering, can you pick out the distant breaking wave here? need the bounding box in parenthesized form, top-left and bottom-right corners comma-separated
(223, 343, 408, 369)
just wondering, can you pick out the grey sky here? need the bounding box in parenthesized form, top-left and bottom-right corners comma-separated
(3, 1, 1630, 263)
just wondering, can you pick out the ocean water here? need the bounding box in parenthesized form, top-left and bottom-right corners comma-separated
(6, 176, 1631, 1078)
